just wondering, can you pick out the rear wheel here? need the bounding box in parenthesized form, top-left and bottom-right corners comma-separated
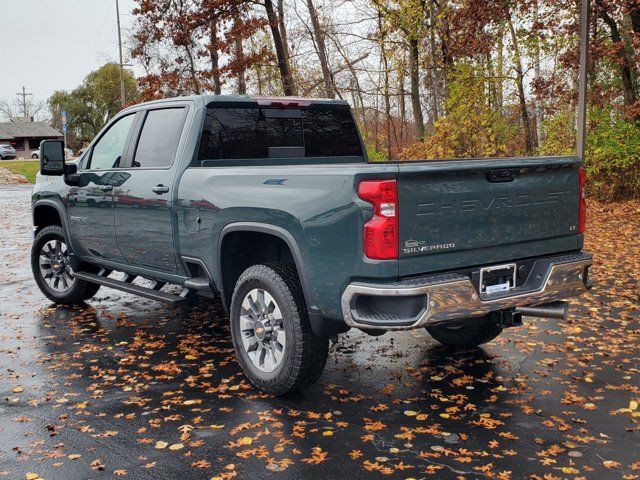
(31, 225, 100, 305)
(32, 154, 38, 159)
(426, 316, 502, 347)
(230, 263, 328, 395)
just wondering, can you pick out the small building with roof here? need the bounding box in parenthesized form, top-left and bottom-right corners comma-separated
(0, 120, 62, 158)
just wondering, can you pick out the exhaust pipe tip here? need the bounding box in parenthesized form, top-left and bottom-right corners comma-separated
(516, 301, 569, 320)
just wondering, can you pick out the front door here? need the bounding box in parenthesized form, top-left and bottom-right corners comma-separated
(67, 113, 137, 262)
(114, 106, 188, 273)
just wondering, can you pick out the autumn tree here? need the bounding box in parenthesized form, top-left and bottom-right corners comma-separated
(131, 0, 267, 100)
(48, 63, 138, 150)
(123, 0, 640, 197)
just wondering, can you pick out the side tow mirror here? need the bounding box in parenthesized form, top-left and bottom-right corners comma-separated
(40, 140, 65, 176)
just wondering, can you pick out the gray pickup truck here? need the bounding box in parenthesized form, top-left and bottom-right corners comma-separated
(31, 95, 592, 394)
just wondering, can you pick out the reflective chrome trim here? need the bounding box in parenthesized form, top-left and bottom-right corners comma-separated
(341, 256, 592, 331)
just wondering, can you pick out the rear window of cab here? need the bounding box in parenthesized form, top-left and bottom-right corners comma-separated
(196, 104, 362, 163)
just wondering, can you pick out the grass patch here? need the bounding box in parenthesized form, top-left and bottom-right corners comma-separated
(1, 160, 39, 183)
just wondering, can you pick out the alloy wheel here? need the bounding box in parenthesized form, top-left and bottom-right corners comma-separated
(39, 239, 75, 293)
(239, 288, 286, 373)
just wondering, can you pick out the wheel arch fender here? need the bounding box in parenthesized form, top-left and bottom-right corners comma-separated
(33, 198, 71, 240)
(217, 222, 320, 322)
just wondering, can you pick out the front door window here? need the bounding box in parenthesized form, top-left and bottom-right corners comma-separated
(88, 114, 135, 170)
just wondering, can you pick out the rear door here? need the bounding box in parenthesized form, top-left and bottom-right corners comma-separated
(396, 157, 582, 276)
(113, 106, 188, 273)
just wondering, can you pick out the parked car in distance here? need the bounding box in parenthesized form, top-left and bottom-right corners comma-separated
(32, 147, 73, 159)
(30, 95, 593, 395)
(0, 143, 17, 160)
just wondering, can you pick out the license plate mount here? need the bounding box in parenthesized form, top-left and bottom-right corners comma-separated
(479, 263, 517, 296)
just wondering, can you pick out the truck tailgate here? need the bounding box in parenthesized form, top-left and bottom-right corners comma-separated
(397, 156, 582, 276)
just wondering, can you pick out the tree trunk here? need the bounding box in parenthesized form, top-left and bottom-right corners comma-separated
(438, 0, 454, 100)
(507, 12, 534, 155)
(486, 52, 497, 111)
(597, 2, 638, 112)
(233, 19, 246, 95)
(349, 77, 359, 125)
(399, 67, 406, 146)
(256, 64, 264, 95)
(277, 0, 291, 66)
(408, 38, 425, 140)
(374, 58, 380, 153)
(185, 45, 201, 95)
(379, 14, 392, 159)
(209, 20, 221, 95)
(533, 0, 543, 146)
(496, 22, 504, 113)
(428, 0, 440, 124)
(264, 0, 296, 95)
(306, 0, 334, 98)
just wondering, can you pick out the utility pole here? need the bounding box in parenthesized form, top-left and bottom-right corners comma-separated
(15, 86, 33, 118)
(576, 0, 590, 161)
(116, 0, 126, 107)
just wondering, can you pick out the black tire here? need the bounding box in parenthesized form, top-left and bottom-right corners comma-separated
(31, 225, 100, 305)
(230, 263, 329, 395)
(32, 154, 38, 159)
(426, 316, 502, 348)
(80, 281, 102, 300)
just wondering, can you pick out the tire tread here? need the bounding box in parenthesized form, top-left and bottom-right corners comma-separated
(31, 225, 99, 305)
(230, 262, 328, 395)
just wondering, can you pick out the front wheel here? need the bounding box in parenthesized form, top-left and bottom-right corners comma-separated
(230, 263, 328, 395)
(426, 316, 502, 348)
(31, 225, 100, 305)
(31, 154, 38, 159)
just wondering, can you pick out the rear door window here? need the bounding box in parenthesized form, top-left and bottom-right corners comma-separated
(197, 104, 362, 163)
(132, 108, 186, 168)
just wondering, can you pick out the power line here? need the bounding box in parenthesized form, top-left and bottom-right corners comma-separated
(15, 86, 33, 118)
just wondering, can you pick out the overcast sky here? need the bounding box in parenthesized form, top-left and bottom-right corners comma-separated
(1, 0, 141, 105)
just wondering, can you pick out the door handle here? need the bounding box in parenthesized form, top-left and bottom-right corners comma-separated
(152, 185, 170, 194)
(101, 185, 113, 192)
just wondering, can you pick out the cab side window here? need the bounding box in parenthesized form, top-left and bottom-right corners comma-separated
(88, 114, 135, 170)
(132, 108, 186, 168)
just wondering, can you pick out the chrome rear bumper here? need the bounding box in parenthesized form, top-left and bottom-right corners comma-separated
(341, 253, 592, 331)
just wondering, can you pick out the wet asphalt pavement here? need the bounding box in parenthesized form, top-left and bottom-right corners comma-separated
(0, 184, 639, 480)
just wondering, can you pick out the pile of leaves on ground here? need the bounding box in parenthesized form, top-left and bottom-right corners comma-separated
(0, 167, 28, 185)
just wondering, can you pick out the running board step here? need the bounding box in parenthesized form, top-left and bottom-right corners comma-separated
(184, 276, 211, 291)
(74, 271, 189, 305)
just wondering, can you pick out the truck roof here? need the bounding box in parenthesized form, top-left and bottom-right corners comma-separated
(131, 94, 349, 109)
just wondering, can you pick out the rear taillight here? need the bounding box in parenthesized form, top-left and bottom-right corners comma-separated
(358, 180, 398, 260)
(578, 167, 587, 233)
